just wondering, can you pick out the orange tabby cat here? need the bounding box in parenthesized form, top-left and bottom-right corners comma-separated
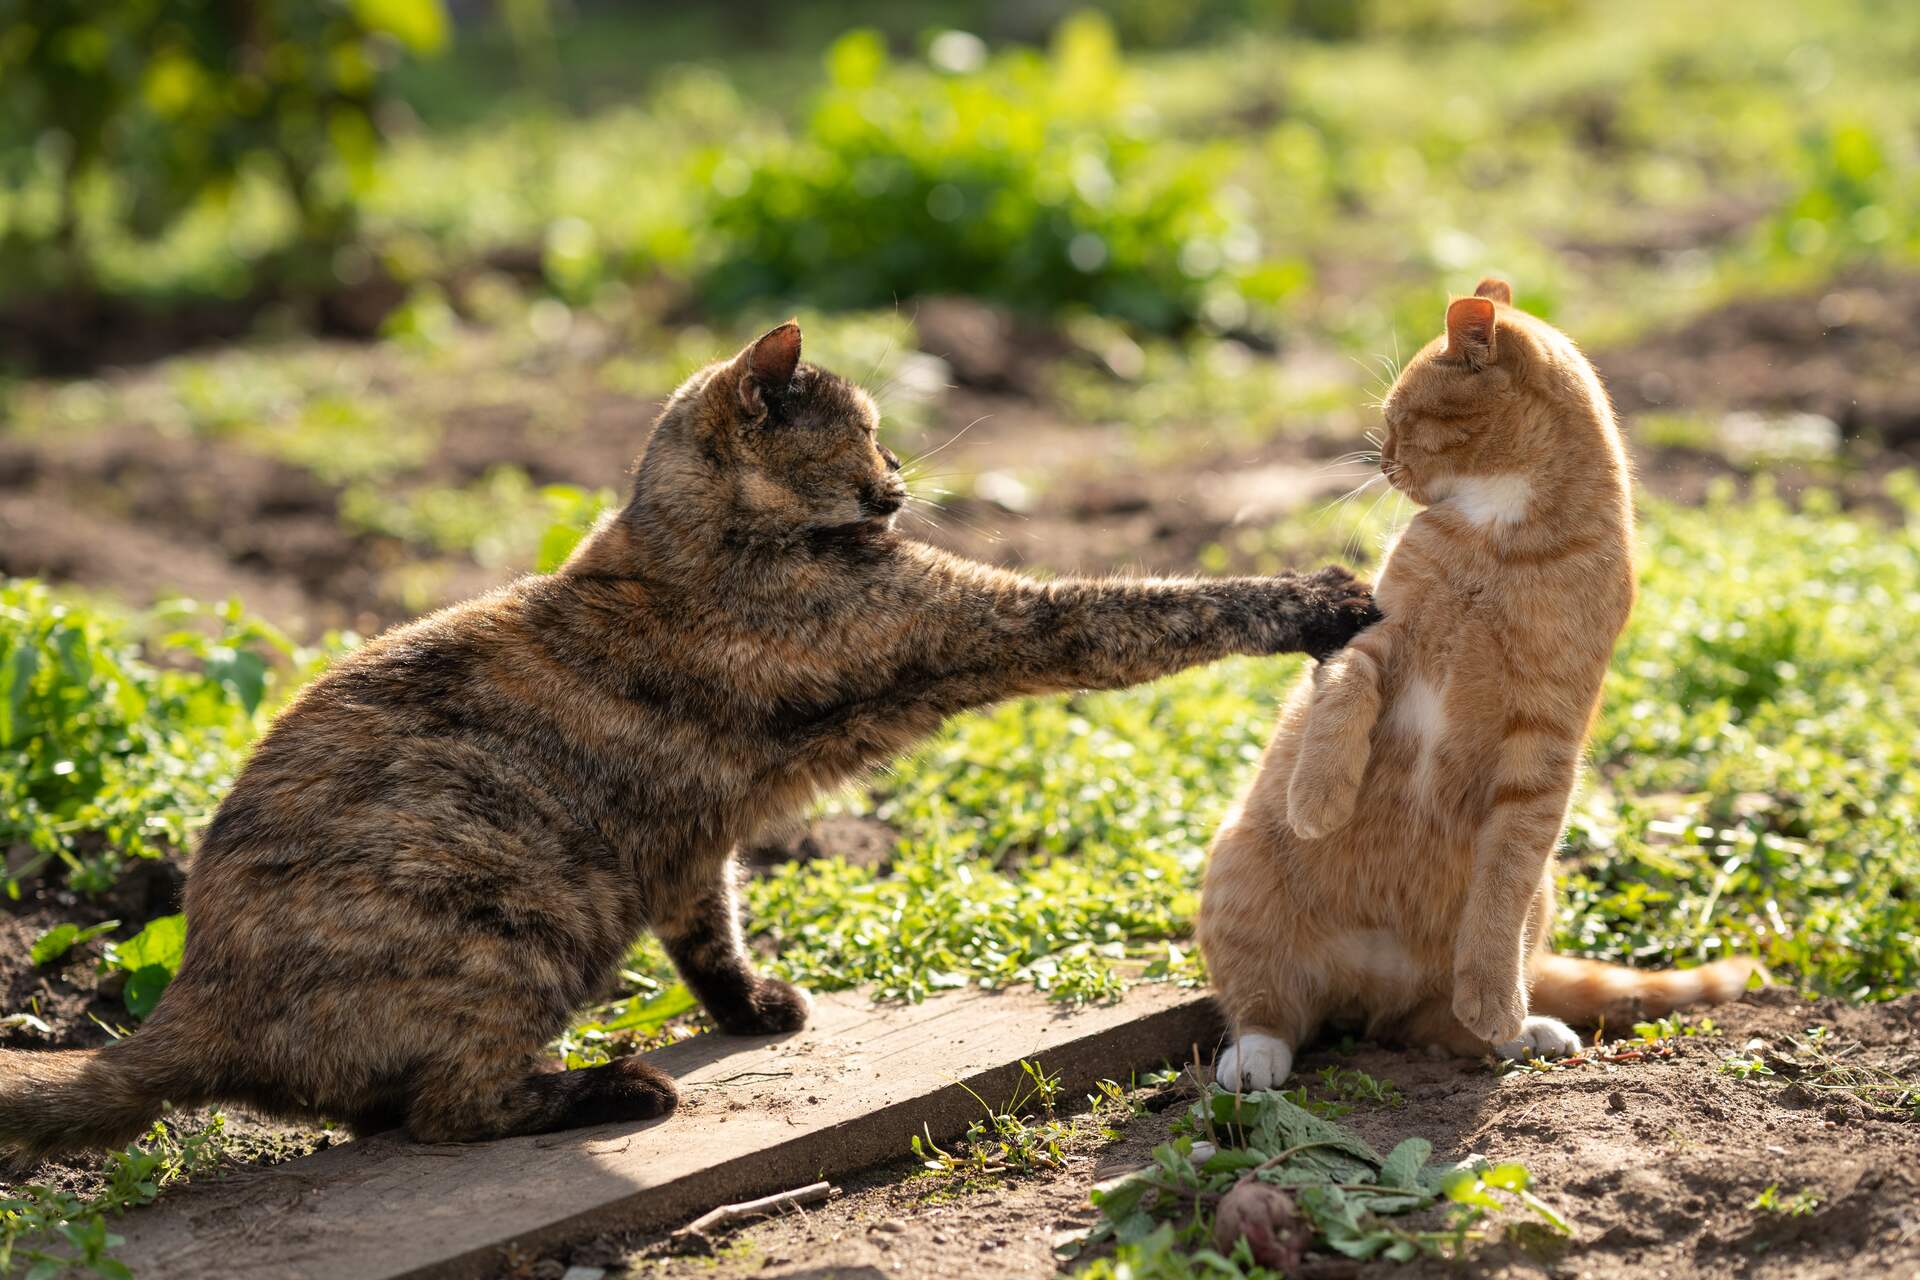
(1197, 280, 1765, 1089)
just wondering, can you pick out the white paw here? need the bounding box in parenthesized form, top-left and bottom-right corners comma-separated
(1215, 1034, 1294, 1092)
(1496, 1016, 1582, 1061)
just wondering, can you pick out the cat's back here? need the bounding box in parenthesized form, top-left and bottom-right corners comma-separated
(195, 575, 666, 875)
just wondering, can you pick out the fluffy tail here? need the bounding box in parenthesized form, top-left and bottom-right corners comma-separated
(1529, 952, 1768, 1028)
(0, 1033, 190, 1160)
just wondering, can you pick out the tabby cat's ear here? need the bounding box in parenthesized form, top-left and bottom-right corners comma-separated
(735, 321, 803, 420)
(1444, 296, 1497, 368)
(1473, 277, 1513, 306)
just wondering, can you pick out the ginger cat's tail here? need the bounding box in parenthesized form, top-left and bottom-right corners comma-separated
(1529, 953, 1768, 1027)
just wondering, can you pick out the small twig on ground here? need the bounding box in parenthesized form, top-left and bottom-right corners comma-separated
(687, 1070, 798, 1090)
(671, 1181, 834, 1245)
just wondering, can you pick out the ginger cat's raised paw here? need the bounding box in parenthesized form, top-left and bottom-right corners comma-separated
(1215, 1034, 1294, 1092)
(1495, 1016, 1582, 1062)
(1452, 977, 1528, 1045)
(1286, 773, 1358, 840)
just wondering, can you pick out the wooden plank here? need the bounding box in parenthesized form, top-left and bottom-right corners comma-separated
(115, 985, 1222, 1280)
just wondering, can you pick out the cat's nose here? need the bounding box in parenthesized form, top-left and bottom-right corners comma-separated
(881, 447, 902, 472)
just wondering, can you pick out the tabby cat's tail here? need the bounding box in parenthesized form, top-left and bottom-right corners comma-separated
(1529, 952, 1768, 1028)
(0, 1032, 193, 1160)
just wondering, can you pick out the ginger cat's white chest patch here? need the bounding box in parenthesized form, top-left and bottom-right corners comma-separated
(1445, 473, 1533, 526)
(1387, 675, 1447, 794)
(1388, 676, 1447, 746)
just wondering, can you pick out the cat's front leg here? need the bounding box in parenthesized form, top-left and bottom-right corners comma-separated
(986, 564, 1379, 700)
(655, 860, 810, 1036)
(1285, 626, 1392, 839)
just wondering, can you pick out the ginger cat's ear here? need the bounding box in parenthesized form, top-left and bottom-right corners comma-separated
(1473, 277, 1512, 306)
(1444, 297, 1498, 368)
(736, 320, 802, 419)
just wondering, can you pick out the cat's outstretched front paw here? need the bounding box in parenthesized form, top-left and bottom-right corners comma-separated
(1495, 1016, 1582, 1062)
(714, 978, 812, 1036)
(1215, 1034, 1294, 1093)
(1291, 566, 1381, 662)
(1452, 970, 1528, 1045)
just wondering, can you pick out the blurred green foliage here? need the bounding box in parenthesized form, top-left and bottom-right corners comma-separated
(1766, 120, 1920, 266)
(0, 582, 322, 896)
(0, 0, 447, 293)
(698, 16, 1263, 331)
(4, 0, 1917, 344)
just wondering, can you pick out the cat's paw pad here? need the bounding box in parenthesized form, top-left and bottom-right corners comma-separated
(1496, 1016, 1583, 1062)
(1452, 978, 1527, 1045)
(1215, 1034, 1294, 1093)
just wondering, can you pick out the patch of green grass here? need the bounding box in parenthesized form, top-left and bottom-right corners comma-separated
(911, 1060, 1109, 1185)
(1567, 478, 1920, 1000)
(1750, 1184, 1821, 1217)
(0, 583, 325, 896)
(0, 1116, 228, 1279)
(1314, 1067, 1405, 1110)
(1721, 1025, 1920, 1120)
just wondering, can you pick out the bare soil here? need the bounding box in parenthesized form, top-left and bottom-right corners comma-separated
(6, 272, 1917, 643)
(1598, 270, 1920, 448)
(537, 991, 1919, 1280)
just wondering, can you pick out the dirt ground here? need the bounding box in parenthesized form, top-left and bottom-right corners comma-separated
(3, 272, 1918, 641)
(531, 991, 1919, 1280)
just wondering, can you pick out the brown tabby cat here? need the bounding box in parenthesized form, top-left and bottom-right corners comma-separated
(0, 321, 1377, 1156)
(1198, 281, 1765, 1092)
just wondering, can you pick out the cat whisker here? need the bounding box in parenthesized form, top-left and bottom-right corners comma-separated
(1342, 476, 1402, 564)
(917, 497, 1009, 544)
(1309, 454, 1381, 477)
(860, 332, 899, 397)
(907, 415, 993, 470)
(1317, 472, 1386, 520)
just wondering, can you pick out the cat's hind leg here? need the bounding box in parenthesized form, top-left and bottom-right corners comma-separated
(1197, 824, 1324, 1094)
(1215, 1032, 1296, 1092)
(405, 1056, 678, 1143)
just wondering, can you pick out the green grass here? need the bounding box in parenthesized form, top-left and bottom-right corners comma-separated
(0, 583, 327, 897)
(7, 481, 1919, 1035)
(727, 483, 1920, 1010)
(0, 1117, 229, 1279)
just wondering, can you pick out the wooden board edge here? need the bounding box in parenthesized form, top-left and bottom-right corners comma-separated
(404, 992, 1223, 1279)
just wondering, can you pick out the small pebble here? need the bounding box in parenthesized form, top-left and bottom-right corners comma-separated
(560, 1268, 606, 1280)
(1607, 1090, 1628, 1112)
(876, 1218, 908, 1233)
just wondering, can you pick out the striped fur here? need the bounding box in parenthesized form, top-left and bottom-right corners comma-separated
(0, 322, 1379, 1159)
(1198, 281, 1765, 1079)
